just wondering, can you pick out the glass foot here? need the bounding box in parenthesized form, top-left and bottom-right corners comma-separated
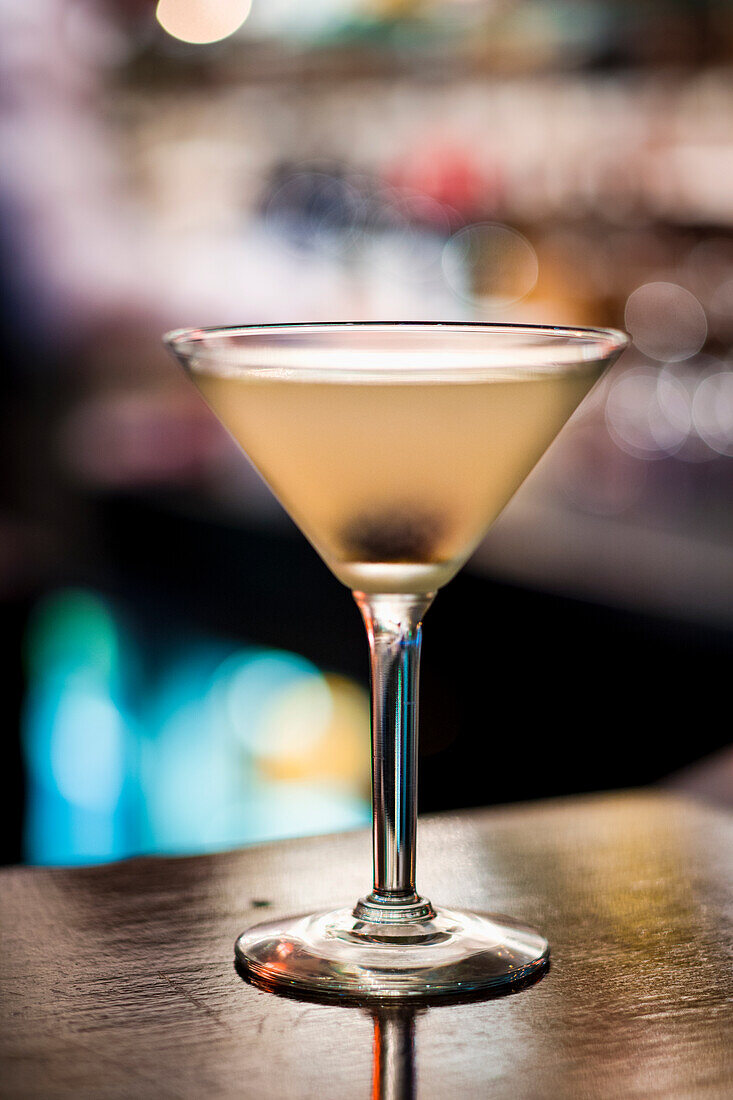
(235, 905, 549, 1002)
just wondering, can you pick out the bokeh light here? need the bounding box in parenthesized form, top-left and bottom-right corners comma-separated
(265, 170, 366, 257)
(49, 691, 125, 813)
(658, 357, 719, 464)
(692, 367, 733, 458)
(156, 0, 252, 45)
(442, 223, 539, 310)
(22, 590, 371, 863)
(220, 650, 332, 759)
(605, 367, 690, 459)
(23, 590, 132, 864)
(624, 282, 707, 362)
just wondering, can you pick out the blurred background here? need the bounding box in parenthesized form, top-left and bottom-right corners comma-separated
(2, 0, 733, 867)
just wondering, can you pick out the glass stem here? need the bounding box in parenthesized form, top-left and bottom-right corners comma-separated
(353, 592, 436, 924)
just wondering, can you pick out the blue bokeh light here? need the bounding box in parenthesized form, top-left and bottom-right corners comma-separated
(22, 588, 370, 865)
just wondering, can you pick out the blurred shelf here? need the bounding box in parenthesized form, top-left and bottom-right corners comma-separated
(475, 493, 733, 630)
(129, 0, 733, 87)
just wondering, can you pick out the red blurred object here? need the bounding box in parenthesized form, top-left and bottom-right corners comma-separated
(384, 140, 493, 220)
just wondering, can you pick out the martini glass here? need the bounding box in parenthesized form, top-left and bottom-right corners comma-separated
(165, 321, 628, 1001)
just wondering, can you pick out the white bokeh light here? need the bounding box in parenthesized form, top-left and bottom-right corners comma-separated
(605, 367, 691, 458)
(658, 357, 719, 463)
(624, 282, 707, 362)
(692, 367, 733, 457)
(156, 0, 252, 44)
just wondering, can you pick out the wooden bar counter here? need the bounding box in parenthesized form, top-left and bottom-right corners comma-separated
(2, 792, 732, 1098)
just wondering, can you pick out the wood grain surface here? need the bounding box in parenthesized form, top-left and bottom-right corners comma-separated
(2, 791, 732, 1099)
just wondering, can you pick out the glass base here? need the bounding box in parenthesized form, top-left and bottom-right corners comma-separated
(235, 904, 549, 1002)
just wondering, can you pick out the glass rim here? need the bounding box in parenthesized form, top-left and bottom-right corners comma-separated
(164, 321, 630, 378)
